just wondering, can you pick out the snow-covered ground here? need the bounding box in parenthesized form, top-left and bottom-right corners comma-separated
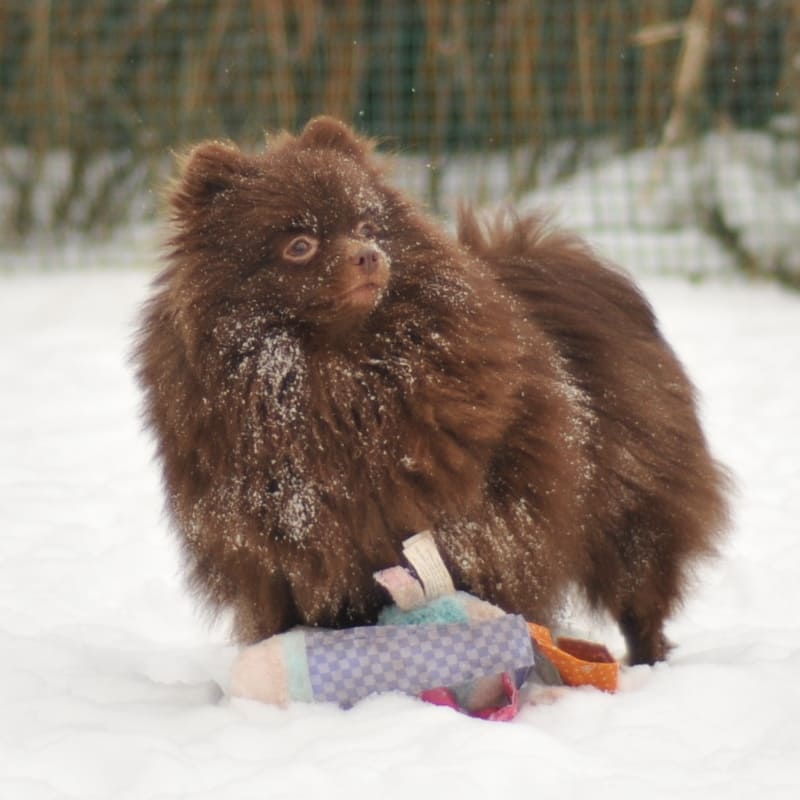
(1, 261, 799, 799)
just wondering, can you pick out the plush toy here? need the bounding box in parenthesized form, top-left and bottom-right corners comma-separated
(230, 532, 619, 718)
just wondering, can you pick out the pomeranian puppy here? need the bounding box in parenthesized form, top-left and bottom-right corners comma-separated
(134, 117, 729, 665)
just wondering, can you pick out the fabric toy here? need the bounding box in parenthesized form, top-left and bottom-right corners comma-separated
(230, 532, 619, 718)
(528, 623, 619, 693)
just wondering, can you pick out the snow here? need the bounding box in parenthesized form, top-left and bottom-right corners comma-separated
(392, 128, 800, 282)
(518, 129, 800, 281)
(6, 126, 799, 285)
(1, 263, 799, 800)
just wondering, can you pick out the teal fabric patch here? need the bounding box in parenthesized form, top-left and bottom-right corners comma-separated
(377, 593, 471, 626)
(283, 629, 313, 702)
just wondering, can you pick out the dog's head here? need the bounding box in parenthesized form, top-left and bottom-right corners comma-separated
(167, 117, 449, 340)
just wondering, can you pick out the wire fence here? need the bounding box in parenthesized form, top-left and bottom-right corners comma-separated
(1, 0, 798, 283)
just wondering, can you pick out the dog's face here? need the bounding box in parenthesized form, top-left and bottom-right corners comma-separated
(168, 118, 420, 339)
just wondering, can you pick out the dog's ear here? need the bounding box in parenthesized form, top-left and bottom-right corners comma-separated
(173, 141, 250, 208)
(299, 116, 372, 161)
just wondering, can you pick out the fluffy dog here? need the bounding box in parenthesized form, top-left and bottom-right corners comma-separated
(134, 117, 729, 665)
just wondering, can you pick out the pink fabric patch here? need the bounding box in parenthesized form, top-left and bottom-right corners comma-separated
(419, 672, 521, 722)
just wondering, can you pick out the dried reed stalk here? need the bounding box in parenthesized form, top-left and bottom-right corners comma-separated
(777, 0, 800, 121)
(4, 0, 52, 234)
(252, 0, 293, 132)
(18, 0, 52, 155)
(252, 0, 319, 132)
(377, 0, 403, 142)
(576, 0, 595, 127)
(662, 0, 715, 148)
(0, 4, 7, 55)
(73, 0, 167, 127)
(509, 0, 541, 144)
(602, 0, 627, 134)
(322, 0, 365, 122)
(635, 0, 673, 143)
(417, 0, 468, 206)
(418, 0, 449, 152)
(181, 0, 236, 134)
(506, 0, 543, 196)
(485, 5, 506, 150)
(646, 0, 716, 197)
(450, 0, 475, 128)
(631, 19, 685, 48)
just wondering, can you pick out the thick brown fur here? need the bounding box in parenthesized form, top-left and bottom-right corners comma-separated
(134, 117, 730, 665)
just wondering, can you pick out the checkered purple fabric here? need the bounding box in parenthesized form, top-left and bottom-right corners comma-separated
(304, 615, 534, 708)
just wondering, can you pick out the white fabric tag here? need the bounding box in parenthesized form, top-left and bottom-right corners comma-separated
(402, 530, 455, 601)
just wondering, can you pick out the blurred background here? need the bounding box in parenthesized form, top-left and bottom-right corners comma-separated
(1, 0, 799, 285)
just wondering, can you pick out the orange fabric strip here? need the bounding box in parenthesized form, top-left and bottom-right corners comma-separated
(528, 623, 619, 693)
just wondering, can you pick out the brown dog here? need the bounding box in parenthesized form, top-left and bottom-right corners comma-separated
(134, 117, 729, 665)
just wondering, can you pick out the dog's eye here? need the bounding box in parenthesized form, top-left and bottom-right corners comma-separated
(356, 221, 379, 239)
(283, 235, 318, 263)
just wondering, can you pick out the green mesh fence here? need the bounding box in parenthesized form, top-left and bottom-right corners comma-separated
(1, 1, 798, 282)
